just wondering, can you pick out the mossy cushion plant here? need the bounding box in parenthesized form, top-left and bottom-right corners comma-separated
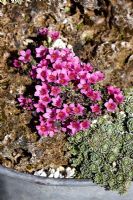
(68, 88, 133, 194)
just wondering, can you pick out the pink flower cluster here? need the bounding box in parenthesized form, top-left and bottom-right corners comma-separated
(38, 27, 60, 41)
(104, 86, 124, 112)
(18, 95, 33, 110)
(13, 28, 124, 137)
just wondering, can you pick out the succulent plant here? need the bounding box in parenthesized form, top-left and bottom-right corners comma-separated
(68, 87, 133, 193)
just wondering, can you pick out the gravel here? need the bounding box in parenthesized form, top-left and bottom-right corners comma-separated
(34, 166, 75, 179)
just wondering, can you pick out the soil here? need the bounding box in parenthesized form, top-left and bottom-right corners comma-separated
(0, 0, 133, 173)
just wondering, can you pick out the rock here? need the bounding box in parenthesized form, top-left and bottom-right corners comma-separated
(34, 169, 44, 176)
(48, 174, 54, 178)
(33, 11, 45, 27)
(66, 167, 75, 178)
(52, 39, 67, 49)
(80, 30, 95, 44)
(59, 174, 64, 178)
(53, 170, 60, 178)
(58, 166, 65, 172)
(49, 168, 55, 174)
(40, 171, 47, 177)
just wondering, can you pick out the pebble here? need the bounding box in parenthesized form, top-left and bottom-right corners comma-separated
(34, 169, 44, 176)
(59, 174, 64, 178)
(52, 39, 66, 49)
(58, 166, 65, 172)
(48, 174, 54, 178)
(40, 171, 47, 177)
(49, 168, 55, 174)
(34, 166, 75, 179)
(53, 170, 60, 178)
(23, 39, 34, 46)
(66, 167, 75, 178)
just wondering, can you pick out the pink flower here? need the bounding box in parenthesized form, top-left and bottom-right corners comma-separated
(62, 61, 72, 70)
(57, 69, 68, 78)
(94, 71, 105, 81)
(90, 104, 101, 114)
(78, 71, 87, 79)
(57, 69, 69, 85)
(63, 104, 72, 116)
(39, 115, 45, 123)
(36, 67, 47, 81)
(45, 120, 58, 137)
(83, 63, 93, 72)
(52, 96, 62, 108)
(80, 120, 91, 130)
(37, 59, 48, 68)
(34, 84, 48, 97)
(107, 86, 121, 95)
(53, 60, 62, 70)
(41, 95, 51, 106)
(19, 49, 31, 63)
(58, 78, 69, 86)
(114, 93, 124, 104)
(104, 98, 117, 112)
(88, 91, 102, 101)
(48, 31, 60, 41)
(35, 45, 47, 58)
(43, 108, 56, 120)
(85, 88, 93, 98)
(68, 71, 77, 80)
(74, 63, 81, 73)
(36, 120, 56, 137)
(18, 95, 33, 110)
(29, 65, 37, 79)
(13, 59, 20, 68)
(87, 73, 98, 84)
(60, 49, 69, 59)
(38, 27, 48, 36)
(67, 121, 81, 135)
(18, 95, 27, 106)
(56, 110, 67, 121)
(34, 101, 45, 113)
(70, 103, 84, 116)
(36, 122, 49, 136)
(47, 70, 57, 83)
(78, 79, 90, 94)
(50, 86, 61, 97)
(46, 49, 60, 63)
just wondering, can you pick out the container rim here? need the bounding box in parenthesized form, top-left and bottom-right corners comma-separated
(0, 165, 95, 187)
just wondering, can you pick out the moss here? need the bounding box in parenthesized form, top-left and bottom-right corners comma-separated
(68, 87, 133, 193)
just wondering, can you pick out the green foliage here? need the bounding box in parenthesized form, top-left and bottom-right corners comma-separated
(68, 87, 133, 193)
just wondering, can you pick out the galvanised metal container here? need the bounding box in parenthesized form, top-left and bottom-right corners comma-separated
(0, 165, 133, 200)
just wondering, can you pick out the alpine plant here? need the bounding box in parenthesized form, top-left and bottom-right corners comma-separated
(12, 27, 124, 137)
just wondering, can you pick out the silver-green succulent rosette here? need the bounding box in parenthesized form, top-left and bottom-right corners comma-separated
(68, 87, 133, 194)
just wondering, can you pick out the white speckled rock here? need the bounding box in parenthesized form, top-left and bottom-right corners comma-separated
(66, 167, 75, 178)
(53, 170, 60, 178)
(49, 169, 55, 174)
(59, 174, 64, 178)
(58, 166, 65, 172)
(40, 171, 47, 177)
(34, 169, 44, 176)
(52, 39, 67, 49)
(48, 174, 54, 178)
